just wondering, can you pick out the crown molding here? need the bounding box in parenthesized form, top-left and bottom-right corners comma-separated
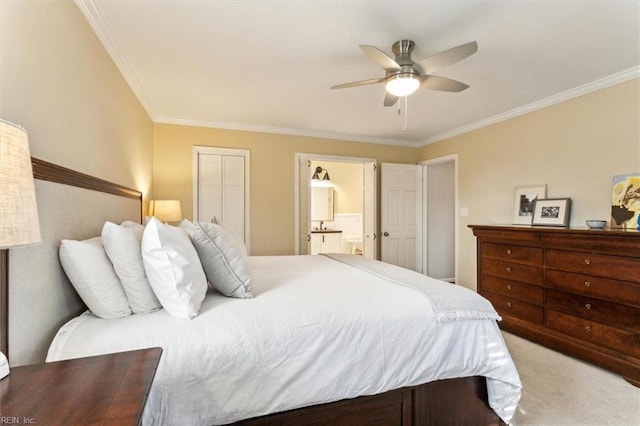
(420, 66, 640, 146)
(74, 0, 157, 118)
(155, 116, 420, 148)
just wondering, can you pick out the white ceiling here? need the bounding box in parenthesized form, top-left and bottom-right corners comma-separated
(77, 0, 640, 147)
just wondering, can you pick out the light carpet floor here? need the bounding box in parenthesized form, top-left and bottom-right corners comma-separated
(502, 332, 640, 425)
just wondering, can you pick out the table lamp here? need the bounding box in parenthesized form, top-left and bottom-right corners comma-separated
(0, 119, 42, 379)
(149, 200, 182, 223)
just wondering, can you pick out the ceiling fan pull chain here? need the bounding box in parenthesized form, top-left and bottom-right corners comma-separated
(404, 96, 408, 132)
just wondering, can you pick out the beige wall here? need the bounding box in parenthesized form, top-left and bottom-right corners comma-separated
(154, 81, 639, 266)
(312, 161, 364, 214)
(153, 123, 417, 255)
(419, 78, 640, 290)
(1, 0, 153, 364)
(1, 0, 153, 202)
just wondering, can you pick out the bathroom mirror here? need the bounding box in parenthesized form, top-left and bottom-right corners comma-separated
(311, 187, 334, 221)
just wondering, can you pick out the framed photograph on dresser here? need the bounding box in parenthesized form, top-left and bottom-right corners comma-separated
(532, 198, 571, 227)
(512, 184, 546, 224)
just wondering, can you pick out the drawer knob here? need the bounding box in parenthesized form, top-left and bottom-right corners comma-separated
(584, 259, 591, 265)
(506, 266, 512, 272)
(506, 284, 512, 290)
(506, 249, 512, 255)
(584, 281, 591, 287)
(585, 303, 592, 310)
(585, 325, 592, 332)
(506, 302, 512, 308)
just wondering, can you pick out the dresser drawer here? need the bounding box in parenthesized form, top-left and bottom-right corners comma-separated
(482, 242, 542, 265)
(546, 270, 640, 308)
(546, 310, 640, 359)
(545, 249, 640, 283)
(546, 289, 640, 333)
(482, 259, 543, 286)
(482, 275, 544, 305)
(483, 291, 544, 324)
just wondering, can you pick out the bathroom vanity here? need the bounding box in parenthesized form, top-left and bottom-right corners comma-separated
(310, 230, 342, 254)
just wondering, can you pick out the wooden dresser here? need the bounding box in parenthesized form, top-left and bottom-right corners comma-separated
(469, 225, 640, 386)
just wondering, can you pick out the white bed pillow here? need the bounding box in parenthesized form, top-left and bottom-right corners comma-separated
(101, 221, 161, 314)
(192, 222, 253, 298)
(178, 219, 195, 238)
(141, 217, 208, 319)
(59, 237, 132, 319)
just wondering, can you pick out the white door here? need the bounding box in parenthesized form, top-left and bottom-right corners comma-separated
(363, 161, 377, 259)
(193, 147, 250, 249)
(381, 163, 423, 272)
(297, 158, 312, 254)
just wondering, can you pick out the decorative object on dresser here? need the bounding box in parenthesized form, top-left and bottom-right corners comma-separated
(585, 219, 607, 229)
(610, 173, 640, 229)
(512, 184, 546, 225)
(0, 120, 42, 378)
(470, 225, 640, 387)
(531, 198, 571, 227)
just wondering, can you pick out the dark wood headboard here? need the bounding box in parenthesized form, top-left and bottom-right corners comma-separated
(0, 158, 142, 362)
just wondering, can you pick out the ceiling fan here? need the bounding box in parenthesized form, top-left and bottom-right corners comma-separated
(331, 40, 478, 107)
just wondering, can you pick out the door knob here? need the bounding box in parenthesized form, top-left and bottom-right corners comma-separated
(383, 232, 389, 237)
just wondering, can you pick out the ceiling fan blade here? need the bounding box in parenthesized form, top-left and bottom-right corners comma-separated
(359, 45, 401, 71)
(383, 92, 398, 107)
(421, 75, 470, 92)
(331, 78, 384, 90)
(419, 41, 478, 74)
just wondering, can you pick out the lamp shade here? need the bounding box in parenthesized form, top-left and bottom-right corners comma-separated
(149, 200, 182, 223)
(0, 120, 42, 249)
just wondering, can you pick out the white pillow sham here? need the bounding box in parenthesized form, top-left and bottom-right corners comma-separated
(178, 218, 195, 239)
(59, 237, 132, 319)
(191, 222, 253, 298)
(141, 217, 208, 319)
(101, 221, 161, 314)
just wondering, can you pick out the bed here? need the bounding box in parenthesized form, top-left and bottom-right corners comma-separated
(4, 159, 521, 425)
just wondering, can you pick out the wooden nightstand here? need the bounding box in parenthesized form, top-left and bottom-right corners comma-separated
(0, 347, 162, 425)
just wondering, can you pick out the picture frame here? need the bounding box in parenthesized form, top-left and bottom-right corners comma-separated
(532, 198, 571, 227)
(610, 173, 640, 229)
(512, 184, 546, 225)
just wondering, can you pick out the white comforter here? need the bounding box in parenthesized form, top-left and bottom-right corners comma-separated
(47, 255, 521, 425)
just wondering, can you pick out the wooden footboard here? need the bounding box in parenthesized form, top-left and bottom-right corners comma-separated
(236, 376, 504, 426)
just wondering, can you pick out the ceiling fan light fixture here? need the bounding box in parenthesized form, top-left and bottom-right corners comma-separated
(385, 74, 420, 97)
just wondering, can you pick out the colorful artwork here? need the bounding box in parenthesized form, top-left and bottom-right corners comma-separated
(610, 174, 640, 229)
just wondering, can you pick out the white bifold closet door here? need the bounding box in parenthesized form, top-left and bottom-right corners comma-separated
(193, 147, 250, 250)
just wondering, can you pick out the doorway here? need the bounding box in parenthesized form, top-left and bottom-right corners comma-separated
(295, 154, 376, 258)
(422, 155, 457, 282)
(380, 155, 458, 281)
